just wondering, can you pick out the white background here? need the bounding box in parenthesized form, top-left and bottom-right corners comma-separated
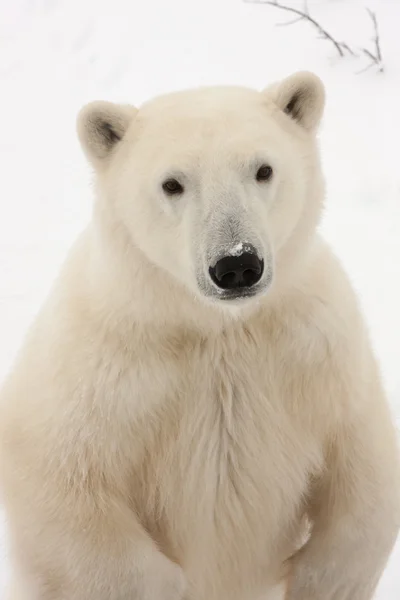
(0, 0, 399, 596)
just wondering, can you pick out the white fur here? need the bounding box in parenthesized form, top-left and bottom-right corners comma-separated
(0, 72, 399, 600)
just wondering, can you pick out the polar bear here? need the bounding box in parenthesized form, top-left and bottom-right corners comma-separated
(0, 71, 399, 600)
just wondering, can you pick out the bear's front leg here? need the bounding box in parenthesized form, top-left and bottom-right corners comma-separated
(285, 376, 400, 600)
(5, 493, 186, 600)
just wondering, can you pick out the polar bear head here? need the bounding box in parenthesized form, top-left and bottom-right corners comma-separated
(78, 72, 325, 309)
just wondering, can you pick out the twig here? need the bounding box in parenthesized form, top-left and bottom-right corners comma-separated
(244, 0, 352, 57)
(245, 1, 384, 73)
(362, 48, 377, 62)
(356, 61, 377, 75)
(341, 42, 357, 58)
(276, 16, 304, 27)
(361, 8, 383, 72)
(368, 9, 382, 63)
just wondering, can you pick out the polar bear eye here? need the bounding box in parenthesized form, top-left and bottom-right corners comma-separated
(162, 178, 184, 196)
(256, 165, 273, 182)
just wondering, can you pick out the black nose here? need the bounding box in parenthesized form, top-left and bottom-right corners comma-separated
(209, 251, 264, 290)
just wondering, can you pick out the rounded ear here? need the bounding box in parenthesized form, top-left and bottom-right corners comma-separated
(77, 101, 137, 166)
(265, 71, 325, 132)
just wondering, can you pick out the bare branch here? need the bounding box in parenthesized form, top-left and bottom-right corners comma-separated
(359, 8, 384, 72)
(244, 0, 384, 73)
(244, 0, 349, 57)
(362, 47, 376, 62)
(276, 16, 304, 27)
(367, 8, 382, 63)
(340, 42, 357, 57)
(355, 61, 376, 75)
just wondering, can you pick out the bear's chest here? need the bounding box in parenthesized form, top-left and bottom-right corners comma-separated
(132, 333, 324, 597)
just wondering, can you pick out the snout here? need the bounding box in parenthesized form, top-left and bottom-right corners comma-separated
(209, 244, 264, 293)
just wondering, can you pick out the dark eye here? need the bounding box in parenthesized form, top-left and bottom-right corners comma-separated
(256, 165, 273, 182)
(162, 178, 184, 195)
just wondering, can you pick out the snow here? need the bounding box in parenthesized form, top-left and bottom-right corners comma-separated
(0, 0, 399, 595)
(230, 242, 245, 256)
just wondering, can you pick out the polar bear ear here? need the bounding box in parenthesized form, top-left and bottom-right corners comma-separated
(265, 71, 325, 132)
(77, 101, 137, 166)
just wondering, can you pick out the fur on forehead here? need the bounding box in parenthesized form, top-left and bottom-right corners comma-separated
(76, 71, 325, 168)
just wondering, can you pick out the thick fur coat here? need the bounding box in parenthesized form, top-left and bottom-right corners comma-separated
(1, 72, 399, 600)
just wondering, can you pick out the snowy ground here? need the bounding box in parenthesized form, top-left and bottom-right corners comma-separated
(0, 0, 399, 596)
